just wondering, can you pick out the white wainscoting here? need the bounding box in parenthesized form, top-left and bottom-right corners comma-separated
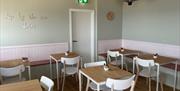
(1, 39, 179, 61)
(98, 39, 122, 53)
(122, 39, 180, 59)
(0, 43, 68, 61)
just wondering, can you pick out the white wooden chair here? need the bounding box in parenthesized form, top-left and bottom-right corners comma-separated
(60, 56, 80, 91)
(40, 76, 54, 91)
(0, 64, 25, 84)
(84, 61, 107, 91)
(103, 75, 136, 91)
(134, 57, 163, 91)
(107, 50, 128, 70)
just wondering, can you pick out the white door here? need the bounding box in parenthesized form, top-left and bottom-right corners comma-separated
(69, 9, 95, 63)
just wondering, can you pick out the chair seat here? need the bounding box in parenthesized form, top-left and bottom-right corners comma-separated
(139, 69, 157, 78)
(110, 60, 127, 66)
(89, 82, 107, 90)
(1, 76, 26, 84)
(103, 89, 123, 91)
(110, 61, 118, 65)
(61, 67, 78, 75)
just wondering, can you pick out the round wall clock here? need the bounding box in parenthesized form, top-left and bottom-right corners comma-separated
(106, 11, 114, 21)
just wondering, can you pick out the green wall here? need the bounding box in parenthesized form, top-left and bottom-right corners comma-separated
(122, 0, 180, 45)
(1, 0, 179, 46)
(0, 0, 123, 47)
(97, 0, 122, 40)
(0, 0, 95, 46)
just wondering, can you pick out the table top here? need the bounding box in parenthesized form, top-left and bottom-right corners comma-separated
(99, 48, 140, 59)
(137, 53, 177, 65)
(110, 48, 140, 55)
(50, 52, 79, 62)
(80, 65, 132, 83)
(0, 59, 30, 68)
(0, 79, 42, 91)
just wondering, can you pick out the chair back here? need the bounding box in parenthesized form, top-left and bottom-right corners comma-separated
(107, 50, 120, 57)
(61, 56, 80, 65)
(84, 61, 106, 68)
(134, 57, 155, 67)
(0, 65, 25, 77)
(107, 50, 121, 65)
(40, 76, 54, 91)
(106, 75, 135, 91)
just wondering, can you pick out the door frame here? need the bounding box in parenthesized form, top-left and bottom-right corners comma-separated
(69, 9, 96, 62)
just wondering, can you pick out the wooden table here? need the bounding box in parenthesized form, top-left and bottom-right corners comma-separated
(0, 79, 42, 91)
(49, 52, 79, 90)
(132, 53, 178, 91)
(79, 65, 132, 91)
(99, 48, 140, 69)
(0, 59, 31, 80)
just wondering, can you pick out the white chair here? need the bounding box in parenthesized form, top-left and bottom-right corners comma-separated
(0, 64, 25, 84)
(40, 76, 54, 91)
(84, 61, 106, 68)
(134, 57, 163, 91)
(104, 75, 136, 91)
(60, 56, 80, 91)
(84, 61, 107, 91)
(107, 50, 128, 70)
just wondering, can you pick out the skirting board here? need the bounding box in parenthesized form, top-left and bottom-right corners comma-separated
(0, 43, 68, 61)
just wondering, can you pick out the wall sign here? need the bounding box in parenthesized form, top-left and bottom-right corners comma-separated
(78, 0, 88, 4)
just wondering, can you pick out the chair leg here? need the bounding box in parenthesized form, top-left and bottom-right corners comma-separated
(0, 77, 3, 84)
(160, 80, 164, 91)
(134, 75, 139, 85)
(75, 73, 78, 82)
(86, 79, 90, 91)
(60, 71, 63, 83)
(62, 73, 66, 91)
(146, 78, 149, 85)
(160, 76, 164, 91)
(149, 77, 151, 91)
(125, 64, 128, 71)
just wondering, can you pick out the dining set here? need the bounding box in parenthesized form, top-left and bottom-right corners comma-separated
(0, 59, 54, 91)
(48, 48, 178, 91)
(0, 48, 179, 91)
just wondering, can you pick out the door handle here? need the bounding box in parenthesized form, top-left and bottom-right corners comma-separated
(72, 40, 78, 42)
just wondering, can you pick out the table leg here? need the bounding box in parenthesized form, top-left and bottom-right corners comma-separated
(56, 61, 59, 90)
(156, 64, 159, 91)
(27, 66, 31, 80)
(97, 84, 100, 91)
(174, 61, 177, 91)
(121, 54, 123, 69)
(79, 72, 82, 91)
(49, 58, 52, 79)
(85, 79, 89, 91)
(133, 59, 135, 74)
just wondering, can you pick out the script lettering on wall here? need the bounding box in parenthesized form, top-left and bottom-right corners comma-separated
(4, 11, 48, 31)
